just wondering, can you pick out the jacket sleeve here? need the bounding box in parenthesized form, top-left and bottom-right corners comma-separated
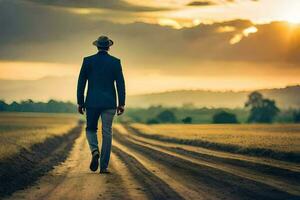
(115, 59, 126, 106)
(77, 58, 88, 107)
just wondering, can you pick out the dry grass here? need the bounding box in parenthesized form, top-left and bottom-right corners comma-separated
(0, 112, 80, 160)
(131, 123, 300, 153)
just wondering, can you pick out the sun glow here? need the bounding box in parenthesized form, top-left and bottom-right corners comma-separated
(283, 14, 300, 24)
(280, 5, 300, 24)
(0, 62, 76, 80)
(158, 18, 182, 29)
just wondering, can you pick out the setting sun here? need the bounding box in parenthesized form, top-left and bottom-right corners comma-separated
(278, 0, 300, 24)
(282, 11, 300, 24)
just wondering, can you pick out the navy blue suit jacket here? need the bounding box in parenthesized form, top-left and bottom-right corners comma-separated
(77, 51, 125, 108)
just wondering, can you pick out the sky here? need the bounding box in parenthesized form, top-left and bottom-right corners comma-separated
(1, 0, 300, 96)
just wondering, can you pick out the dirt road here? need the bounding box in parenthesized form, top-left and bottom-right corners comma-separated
(6, 124, 300, 200)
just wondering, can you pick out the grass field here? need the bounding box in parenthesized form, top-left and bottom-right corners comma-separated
(0, 112, 80, 160)
(130, 123, 300, 161)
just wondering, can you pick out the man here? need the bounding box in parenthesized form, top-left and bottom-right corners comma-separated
(77, 36, 125, 174)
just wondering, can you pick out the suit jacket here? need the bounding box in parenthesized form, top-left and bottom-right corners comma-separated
(77, 51, 125, 109)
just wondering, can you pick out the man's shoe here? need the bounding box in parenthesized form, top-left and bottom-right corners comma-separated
(89, 151, 99, 172)
(99, 168, 110, 174)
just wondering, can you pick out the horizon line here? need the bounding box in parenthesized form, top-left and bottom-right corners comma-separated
(130, 84, 300, 96)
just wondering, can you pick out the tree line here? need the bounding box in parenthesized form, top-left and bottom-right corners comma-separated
(0, 99, 77, 113)
(1, 92, 300, 123)
(142, 91, 300, 124)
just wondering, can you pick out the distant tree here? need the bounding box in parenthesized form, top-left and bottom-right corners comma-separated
(0, 100, 7, 111)
(293, 110, 300, 123)
(22, 99, 34, 104)
(245, 92, 279, 123)
(212, 111, 238, 124)
(156, 110, 177, 123)
(182, 116, 192, 124)
(146, 118, 160, 124)
(9, 101, 20, 111)
(245, 92, 263, 108)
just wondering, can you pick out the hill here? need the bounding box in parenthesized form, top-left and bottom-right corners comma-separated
(127, 86, 300, 108)
(0, 77, 299, 108)
(0, 76, 76, 102)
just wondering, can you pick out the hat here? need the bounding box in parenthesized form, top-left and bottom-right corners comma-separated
(93, 36, 113, 48)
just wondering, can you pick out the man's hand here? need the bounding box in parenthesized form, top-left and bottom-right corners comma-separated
(78, 105, 85, 115)
(117, 106, 125, 116)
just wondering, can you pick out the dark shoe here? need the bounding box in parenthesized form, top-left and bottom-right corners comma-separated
(99, 168, 110, 174)
(89, 151, 99, 172)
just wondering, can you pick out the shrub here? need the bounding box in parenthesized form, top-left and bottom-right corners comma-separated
(293, 110, 300, 123)
(156, 110, 177, 123)
(146, 118, 160, 124)
(182, 117, 192, 124)
(213, 111, 238, 124)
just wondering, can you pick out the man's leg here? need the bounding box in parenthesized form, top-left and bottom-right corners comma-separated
(86, 108, 101, 171)
(99, 109, 116, 172)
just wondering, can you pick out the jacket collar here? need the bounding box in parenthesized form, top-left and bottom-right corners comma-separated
(97, 50, 108, 55)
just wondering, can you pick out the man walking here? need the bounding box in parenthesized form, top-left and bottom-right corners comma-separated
(77, 36, 125, 174)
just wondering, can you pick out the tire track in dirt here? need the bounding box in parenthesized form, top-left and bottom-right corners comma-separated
(112, 145, 184, 200)
(118, 125, 300, 194)
(113, 127, 299, 200)
(109, 153, 148, 200)
(113, 140, 206, 200)
(121, 126, 300, 186)
(123, 125, 299, 173)
(124, 125, 299, 163)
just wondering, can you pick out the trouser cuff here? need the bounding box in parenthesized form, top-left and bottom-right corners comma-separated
(92, 149, 99, 156)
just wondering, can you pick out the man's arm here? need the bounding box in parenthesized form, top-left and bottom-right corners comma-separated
(116, 59, 126, 115)
(77, 58, 88, 114)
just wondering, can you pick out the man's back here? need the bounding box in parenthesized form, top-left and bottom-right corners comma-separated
(77, 35, 125, 174)
(77, 51, 125, 109)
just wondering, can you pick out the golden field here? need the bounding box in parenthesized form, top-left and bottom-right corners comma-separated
(131, 123, 300, 153)
(0, 112, 79, 160)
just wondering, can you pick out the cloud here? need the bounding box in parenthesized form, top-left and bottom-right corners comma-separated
(229, 26, 258, 44)
(226, 0, 259, 2)
(186, 0, 259, 6)
(1, 0, 300, 72)
(22, 0, 169, 12)
(187, 1, 215, 6)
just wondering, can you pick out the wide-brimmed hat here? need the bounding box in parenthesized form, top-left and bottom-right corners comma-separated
(93, 36, 114, 48)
